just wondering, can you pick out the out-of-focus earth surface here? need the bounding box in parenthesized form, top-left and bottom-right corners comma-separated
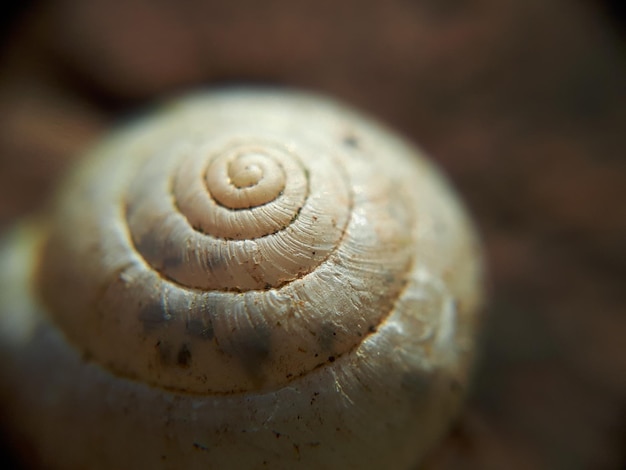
(0, 1, 624, 469)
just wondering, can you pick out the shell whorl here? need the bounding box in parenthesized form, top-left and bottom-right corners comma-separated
(128, 137, 351, 291)
(35, 90, 481, 396)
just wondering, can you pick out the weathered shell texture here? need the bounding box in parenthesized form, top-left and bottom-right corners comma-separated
(0, 90, 483, 470)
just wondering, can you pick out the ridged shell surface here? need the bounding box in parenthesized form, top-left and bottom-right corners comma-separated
(0, 89, 483, 469)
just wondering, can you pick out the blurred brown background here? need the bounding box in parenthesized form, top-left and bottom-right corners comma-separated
(1, 1, 625, 469)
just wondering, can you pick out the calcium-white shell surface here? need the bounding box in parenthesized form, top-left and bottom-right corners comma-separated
(0, 89, 484, 469)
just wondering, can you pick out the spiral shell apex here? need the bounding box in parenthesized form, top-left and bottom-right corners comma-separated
(0, 89, 484, 469)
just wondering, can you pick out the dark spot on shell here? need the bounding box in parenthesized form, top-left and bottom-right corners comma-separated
(328, 356, 335, 363)
(318, 322, 338, 351)
(156, 340, 172, 364)
(161, 254, 183, 272)
(139, 298, 170, 332)
(343, 135, 360, 148)
(186, 316, 214, 340)
(223, 324, 272, 382)
(134, 229, 180, 272)
(273, 431, 281, 439)
(177, 344, 192, 368)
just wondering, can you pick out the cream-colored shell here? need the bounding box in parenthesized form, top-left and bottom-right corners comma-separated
(0, 89, 483, 469)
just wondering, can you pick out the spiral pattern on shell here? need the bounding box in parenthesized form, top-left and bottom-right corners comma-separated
(0, 89, 488, 469)
(35, 91, 482, 398)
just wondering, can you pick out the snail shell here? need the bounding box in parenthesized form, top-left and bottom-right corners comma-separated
(0, 89, 484, 469)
